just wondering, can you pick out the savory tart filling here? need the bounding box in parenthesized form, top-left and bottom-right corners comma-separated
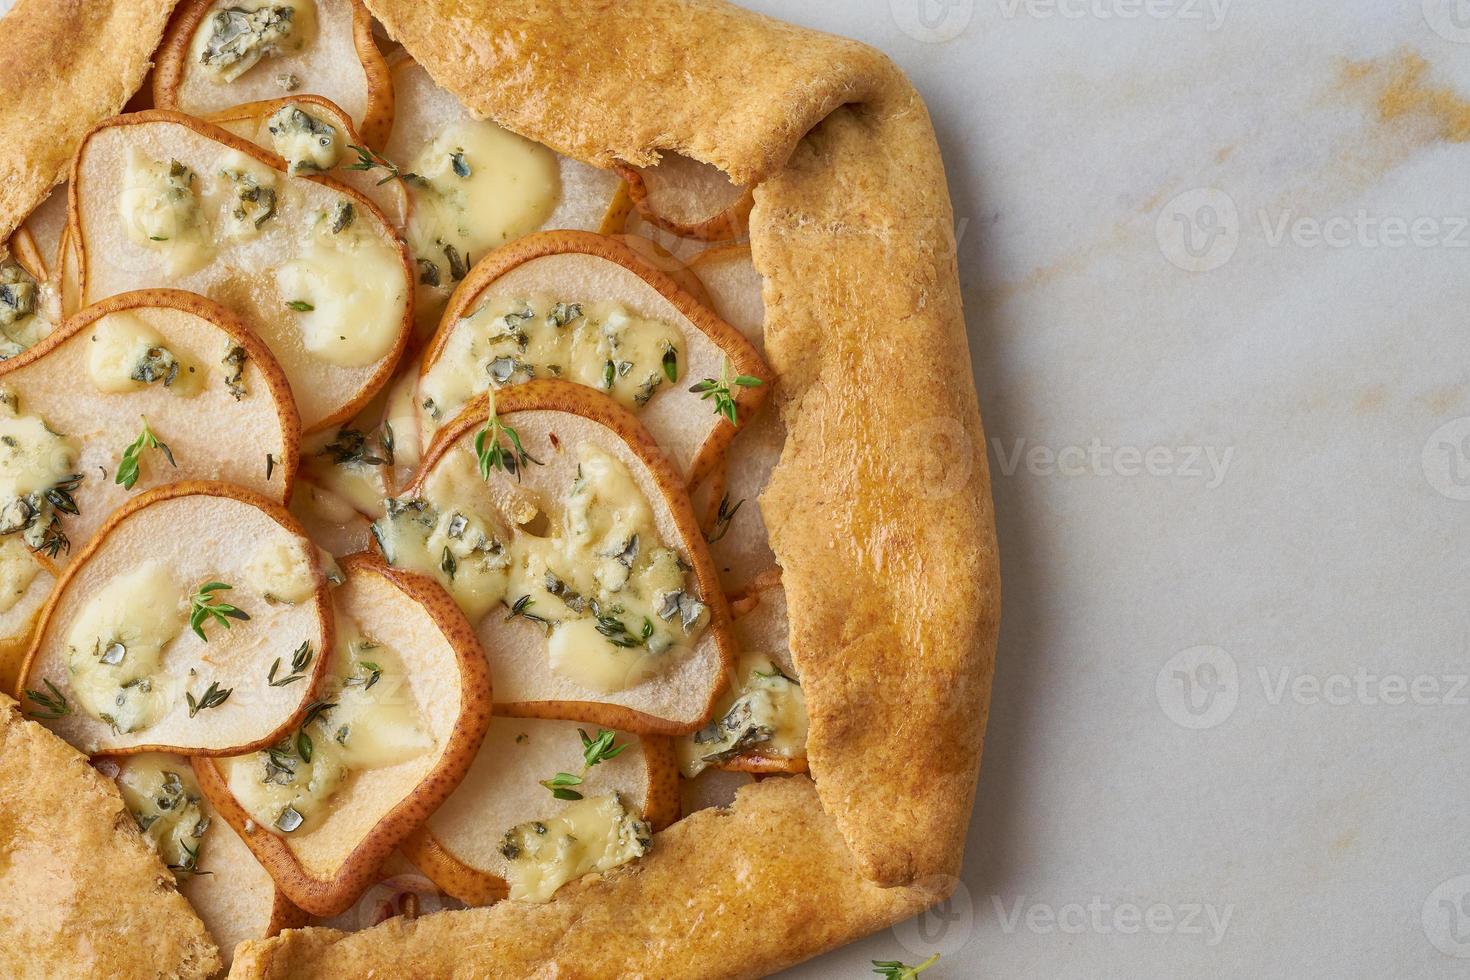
(0, 388, 80, 558)
(245, 536, 319, 604)
(222, 615, 432, 835)
(65, 561, 185, 732)
(87, 311, 202, 396)
(116, 754, 213, 879)
(118, 152, 216, 276)
(0, 259, 46, 356)
(676, 653, 807, 777)
(374, 440, 710, 694)
(419, 295, 683, 428)
(404, 120, 558, 291)
(497, 792, 650, 903)
(276, 203, 406, 367)
(193, 0, 318, 84)
(301, 425, 392, 520)
(267, 103, 341, 173)
(219, 154, 280, 240)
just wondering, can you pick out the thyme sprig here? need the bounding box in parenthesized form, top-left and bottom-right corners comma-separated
(344, 144, 423, 186)
(475, 412, 541, 481)
(186, 681, 232, 717)
(23, 678, 70, 719)
(872, 955, 939, 980)
(267, 641, 314, 687)
(189, 582, 250, 641)
(539, 728, 629, 801)
(707, 494, 744, 544)
(115, 417, 176, 491)
(689, 360, 762, 425)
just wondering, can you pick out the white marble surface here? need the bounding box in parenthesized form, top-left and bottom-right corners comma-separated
(734, 1, 1470, 978)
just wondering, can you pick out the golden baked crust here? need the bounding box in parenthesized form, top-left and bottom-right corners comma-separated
(228, 776, 945, 980)
(0, 693, 221, 979)
(0, 0, 178, 242)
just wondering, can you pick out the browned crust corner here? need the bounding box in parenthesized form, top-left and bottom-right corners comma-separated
(227, 776, 948, 980)
(0, 692, 222, 979)
(0, 0, 178, 242)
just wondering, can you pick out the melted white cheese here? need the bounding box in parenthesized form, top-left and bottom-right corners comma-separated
(267, 103, 341, 173)
(65, 561, 185, 732)
(374, 443, 708, 693)
(87, 311, 202, 396)
(245, 537, 318, 604)
(115, 753, 212, 877)
(276, 205, 406, 367)
(192, 0, 318, 84)
(675, 653, 807, 778)
(118, 151, 214, 276)
(498, 793, 650, 903)
(419, 295, 683, 431)
(405, 120, 558, 286)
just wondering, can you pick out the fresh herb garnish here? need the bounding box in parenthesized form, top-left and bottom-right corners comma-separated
(344, 144, 423, 186)
(505, 593, 550, 626)
(115, 417, 176, 491)
(318, 427, 386, 466)
(662, 344, 678, 383)
(267, 641, 314, 687)
(689, 360, 762, 425)
(594, 611, 654, 649)
(286, 300, 315, 312)
(475, 412, 541, 481)
(539, 728, 629, 801)
(188, 582, 250, 641)
(707, 494, 744, 544)
(186, 681, 232, 717)
(345, 660, 382, 690)
(23, 678, 70, 719)
(872, 954, 939, 980)
(169, 837, 212, 878)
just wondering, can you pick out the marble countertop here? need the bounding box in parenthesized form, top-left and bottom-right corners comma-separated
(740, 1, 1470, 977)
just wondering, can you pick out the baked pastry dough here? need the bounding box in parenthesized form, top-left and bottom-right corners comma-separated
(0, 0, 997, 975)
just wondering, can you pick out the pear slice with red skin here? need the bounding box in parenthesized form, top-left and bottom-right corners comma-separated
(16, 482, 332, 756)
(93, 751, 308, 971)
(426, 231, 771, 487)
(400, 711, 679, 906)
(19, 185, 69, 282)
(192, 553, 492, 917)
(205, 94, 407, 226)
(687, 243, 765, 346)
(613, 155, 753, 242)
(70, 110, 414, 435)
(400, 382, 736, 735)
(0, 289, 299, 687)
(153, 0, 394, 150)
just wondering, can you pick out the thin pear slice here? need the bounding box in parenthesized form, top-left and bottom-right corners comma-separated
(289, 476, 375, 557)
(697, 403, 784, 592)
(71, 110, 414, 434)
(153, 0, 393, 149)
(96, 751, 307, 971)
(678, 767, 753, 817)
(0, 553, 55, 693)
(193, 553, 492, 917)
(401, 713, 678, 906)
(206, 95, 407, 226)
(0, 289, 300, 561)
(382, 56, 622, 339)
(423, 231, 771, 486)
(17, 482, 332, 756)
(385, 382, 736, 734)
(614, 154, 753, 242)
(1, 229, 59, 354)
(687, 243, 765, 346)
(20, 185, 69, 280)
